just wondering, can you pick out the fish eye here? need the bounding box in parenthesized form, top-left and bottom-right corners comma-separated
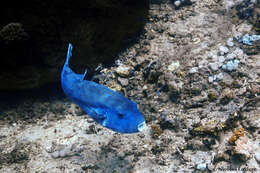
(118, 114, 124, 119)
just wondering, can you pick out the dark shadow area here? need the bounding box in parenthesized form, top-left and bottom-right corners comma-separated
(0, 0, 149, 91)
(0, 82, 66, 115)
(0, 82, 65, 103)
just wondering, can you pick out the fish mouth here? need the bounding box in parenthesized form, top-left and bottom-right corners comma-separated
(137, 121, 147, 132)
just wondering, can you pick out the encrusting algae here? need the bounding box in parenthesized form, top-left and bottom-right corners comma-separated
(228, 128, 245, 145)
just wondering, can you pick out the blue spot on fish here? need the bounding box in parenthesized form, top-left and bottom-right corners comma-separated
(61, 43, 146, 133)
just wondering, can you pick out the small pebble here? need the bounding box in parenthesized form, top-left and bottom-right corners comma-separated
(255, 150, 260, 162)
(51, 151, 60, 158)
(208, 76, 214, 83)
(226, 37, 234, 47)
(212, 55, 218, 61)
(219, 46, 229, 55)
(115, 65, 131, 77)
(233, 48, 243, 57)
(197, 163, 207, 171)
(59, 149, 67, 158)
(218, 56, 225, 63)
(223, 0, 235, 10)
(118, 77, 129, 86)
(226, 53, 235, 60)
(168, 61, 180, 72)
(216, 72, 223, 80)
(209, 62, 219, 71)
(174, 0, 181, 7)
(222, 59, 240, 71)
(189, 67, 198, 73)
(208, 51, 216, 58)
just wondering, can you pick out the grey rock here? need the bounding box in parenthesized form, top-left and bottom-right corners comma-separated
(226, 53, 236, 60)
(196, 163, 207, 171)
(118, 77, 129, 86)
(174, 0, 181, 7)
(226, 37, 234, 47)
(209, 62, 219, 71)
(189, 67, 198, 74)
(216, 72, 223, 80)
(51, 151, 60, 158)
(255, 150, 260, 163)
(167, 80, 183, 92)
(115, 65, 132, 77)
(208, 76, 214, 83)
(218, 56, 225, 63)
(222, 59, 240, 71)
(168, 61, 180, 72)
(233, 48, 244, 57)
(221, 73, 234, 86)
(233, 136, 251, 161)
(219, 46, 229, 55)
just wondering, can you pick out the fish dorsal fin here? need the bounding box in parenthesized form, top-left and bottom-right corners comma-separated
(66, 43, 73, 65)
(82, 69, 88, 81)
(64, 43, 88, 81)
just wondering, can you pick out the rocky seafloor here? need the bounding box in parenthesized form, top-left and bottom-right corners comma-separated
(0, 0, 260, 172)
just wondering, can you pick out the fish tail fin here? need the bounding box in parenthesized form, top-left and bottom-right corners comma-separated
(65, 43, 73, 65)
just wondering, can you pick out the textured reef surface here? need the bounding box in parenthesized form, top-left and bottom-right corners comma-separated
(0, 0, 260, 172)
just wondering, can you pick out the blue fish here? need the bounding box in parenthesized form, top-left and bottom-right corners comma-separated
(61, 43, 146, 133)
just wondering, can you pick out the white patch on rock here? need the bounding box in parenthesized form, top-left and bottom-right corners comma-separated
(168, 61, 180, 72)
(115, 65, 132, 77)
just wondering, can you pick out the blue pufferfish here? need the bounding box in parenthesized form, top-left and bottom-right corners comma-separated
(61, 43, 146, 133)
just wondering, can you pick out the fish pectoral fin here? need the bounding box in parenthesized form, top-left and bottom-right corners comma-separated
(84, 106, 107, 124)
(92, 112, 107, 126)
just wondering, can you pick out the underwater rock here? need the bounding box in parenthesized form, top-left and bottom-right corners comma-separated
(238, 34, 260, 45)
(238, 34, 260, 55)
(235, 0, 256, 20)
(233, 136, 251, 161)
(255, 149, 260, 163)
(208, 76, 214, 83)
(171, 0, 192, 9)
(226, 37, 234, 47)
(189, 67, 198, 74)
(222, 59, 240, 71)
(228, 128, 245, 145)
(115, 65, 132, 77)
(220, 88, 235, 105)
(209, 62, 220, 71)
(117, 77, 129, 86)
(230, 0, 259, 33)
(219, 46, 229, 55)
(196, 163, 207, 171)
(0, 23, 28, 43)
(168, 61, 180, 72)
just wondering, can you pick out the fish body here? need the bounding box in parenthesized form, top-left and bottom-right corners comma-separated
(61, 43, 146, 133)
